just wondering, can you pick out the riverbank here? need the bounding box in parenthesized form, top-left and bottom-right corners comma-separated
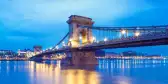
(0, 58, 28, 61)
(96, 57, 166, 60)
(0, 57, 63, 61)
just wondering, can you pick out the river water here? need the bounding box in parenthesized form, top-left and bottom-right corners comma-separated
(0, 59, 168, 84)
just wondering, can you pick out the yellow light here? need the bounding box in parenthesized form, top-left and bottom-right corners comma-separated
(121, 30, 126, 34)
(69, 39, 72, 42)
(79, 36, 82, 39)
(135, 32, 140, 37)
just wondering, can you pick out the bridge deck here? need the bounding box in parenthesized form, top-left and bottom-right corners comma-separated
(35, 31, 168, 56)
(82, 31, 168, 49)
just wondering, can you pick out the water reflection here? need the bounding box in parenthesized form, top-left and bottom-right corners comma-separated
(61, 69, 100, 84)
(98, 59, 168, 69)
(28, 61, 100, 84)
(97, 59, 168, 84)
(1, 59, 168, 84)
(28, 61, 62, 84)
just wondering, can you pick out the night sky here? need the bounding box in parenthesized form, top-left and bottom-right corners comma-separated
(0, 0, 168, 55)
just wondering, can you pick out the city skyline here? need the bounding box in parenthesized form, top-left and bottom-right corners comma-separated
(0, 0, 168, 55)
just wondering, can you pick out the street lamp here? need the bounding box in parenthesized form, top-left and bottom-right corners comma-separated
(121, 29, 126, 34)
(120, 29, 128, 38)
(62, 41, 66, 46)
(69, 39, 72, 42)
(62, 41, 65, 44)
(56, 46, 59, 49)
(104, 37, 108, 41)
(135, 32, 140, 37)
(92, 36, 96, 42)
(79, 36, 82, 40)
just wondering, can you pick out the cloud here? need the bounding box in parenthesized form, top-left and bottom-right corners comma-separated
(7, 30, 49, 39)
(6, 36, 30, 40)
(0, 0, 153, 30)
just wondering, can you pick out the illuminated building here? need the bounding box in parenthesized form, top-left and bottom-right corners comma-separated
(33, 45, 42, 55)
(0, 50, 17, 58)
(17, 49, 35, 58)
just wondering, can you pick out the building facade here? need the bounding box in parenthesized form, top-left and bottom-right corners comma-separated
(0, 50, 17, 58)
(33, 45, 42, 55)
(18, 49, 35, 58)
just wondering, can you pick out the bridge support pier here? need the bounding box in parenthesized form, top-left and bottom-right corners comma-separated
(64, 51, 98, 65)
(72, 51, 98, 65)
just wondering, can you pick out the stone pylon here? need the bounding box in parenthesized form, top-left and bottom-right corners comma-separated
(64, 15, 98, 65)
(67, 15, 94, 48)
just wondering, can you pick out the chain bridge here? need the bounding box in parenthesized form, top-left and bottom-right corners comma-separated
(30, 15, 168, 65)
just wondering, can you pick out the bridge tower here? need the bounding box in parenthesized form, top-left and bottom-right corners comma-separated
(65, 15, 98, 65)
(67, 15, 94, 47)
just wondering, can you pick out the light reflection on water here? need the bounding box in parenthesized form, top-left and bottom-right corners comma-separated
(28, 61, 100, 84)
(0, 59, 168, 84)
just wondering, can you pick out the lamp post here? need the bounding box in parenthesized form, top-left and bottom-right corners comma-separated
(56, 46, 59, 49)
(92, 36, 96, 42)
(121, 29, 127, 38)
(79, 36, 82, 40)
(104, 37, 108, 42)
(135, 31, 140, 37)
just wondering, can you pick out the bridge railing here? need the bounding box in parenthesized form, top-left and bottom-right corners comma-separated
(83, 31, 168, 47)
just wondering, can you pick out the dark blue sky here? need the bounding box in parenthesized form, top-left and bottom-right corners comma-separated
(0, 0, 168, 55)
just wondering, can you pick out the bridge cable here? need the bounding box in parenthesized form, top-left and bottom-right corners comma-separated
(53, 32, 70, 49)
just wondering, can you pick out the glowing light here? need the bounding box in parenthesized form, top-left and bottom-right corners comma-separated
(104, 37, 108, 41)
(62, 41, 66, 46)
(56, 46, 59, 49)
(135, 32, 140, 37)
(121, 29, 126, 34)
(49, 47, 52, 50)
(69, 39, 72, 42)
(92, 36, 96, 42)
(79, 36, 82, 39)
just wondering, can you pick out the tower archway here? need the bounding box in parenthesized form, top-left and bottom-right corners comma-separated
(67, 15, 94, 47)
